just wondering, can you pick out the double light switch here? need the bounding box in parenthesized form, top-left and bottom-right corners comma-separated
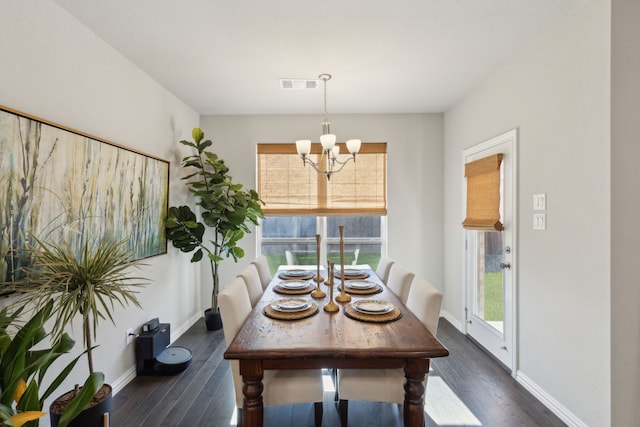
(533, 193, 546, 230)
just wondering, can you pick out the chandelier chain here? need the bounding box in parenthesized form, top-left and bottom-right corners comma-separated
(320, 74, 332, 133)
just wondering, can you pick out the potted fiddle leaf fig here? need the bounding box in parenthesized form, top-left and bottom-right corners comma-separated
(11, 237, 148, 427)
(166, 128, 263, 330)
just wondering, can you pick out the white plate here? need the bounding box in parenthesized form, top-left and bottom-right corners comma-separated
(335, 269, 365, 277)
(283, 269, 309, 277)
(352, 299, 393, 314)
(345, 280, 376, 290)
(271, 298, 310, 312)
(278, 280, 309, 289)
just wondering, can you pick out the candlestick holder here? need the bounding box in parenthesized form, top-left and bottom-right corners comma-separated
(311, 235, 326, 299)
(335, 225, 352, 303)
(323, 262, 339, 313)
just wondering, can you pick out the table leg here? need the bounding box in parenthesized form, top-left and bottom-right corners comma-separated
(403, 359, 430, 427)
(240, 360, 264, 427)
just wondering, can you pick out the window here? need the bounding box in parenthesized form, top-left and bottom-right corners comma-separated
(257, 143, 387, 273)
(259, 216, 386, 274)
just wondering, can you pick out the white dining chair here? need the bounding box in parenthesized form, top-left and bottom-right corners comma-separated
(337, 276, 443, 426)
(386, 262, 415, 304)
(285, 250, 296, 265)
(375, 255, 395, 283)
(219, 277, 324, 427)
(236, 264, 263, 307)
(251, 255, 272, 290)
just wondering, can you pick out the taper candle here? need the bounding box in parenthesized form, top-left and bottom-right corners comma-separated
(313, 234, 324, 283)
(311, 234, 326, 298)
(336, 225, 351, 302)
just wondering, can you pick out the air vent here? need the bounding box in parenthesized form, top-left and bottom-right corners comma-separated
(279, 79, 319, 90)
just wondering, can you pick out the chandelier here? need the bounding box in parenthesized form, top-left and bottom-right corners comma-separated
(295, 74, 361, 180)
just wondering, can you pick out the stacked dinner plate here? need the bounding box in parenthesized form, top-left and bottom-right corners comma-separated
(351, 299, 394, 315)
(334, 268, 369, 280)
(278, 280, 309, 290)
(270, 298, 312, 313)
(279, 269, 314, 280)
(343, 280, 376, 290)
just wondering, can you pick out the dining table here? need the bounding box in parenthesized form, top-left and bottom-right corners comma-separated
(224, 264, 449, 427)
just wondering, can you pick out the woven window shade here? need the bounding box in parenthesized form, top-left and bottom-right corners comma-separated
(462, 153, 504, 231)
(257, 143, 387, 215)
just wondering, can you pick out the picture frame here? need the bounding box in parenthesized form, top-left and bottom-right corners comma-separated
(0, 105, 169, 292)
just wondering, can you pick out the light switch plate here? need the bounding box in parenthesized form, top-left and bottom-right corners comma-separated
(533, 213, 546, 230)
(533, 193, 546, 210)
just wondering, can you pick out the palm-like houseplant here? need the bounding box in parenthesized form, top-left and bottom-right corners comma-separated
(166, 128, 263, 330)
(0, 301, 98, 427)
(11, 237, 148, 427)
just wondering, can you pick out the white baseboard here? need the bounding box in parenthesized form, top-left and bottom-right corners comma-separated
(170, 312, 202, 343)
(515, 371, 588, 427)
(112, 311, 202, 396)
(111, 366, 137, 395)
(440, 310, 463, 332)
(440, 313, 587, 427)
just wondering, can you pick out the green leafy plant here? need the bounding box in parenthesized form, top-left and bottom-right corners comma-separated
(13, 237, 147, 374)
(10, 237, 148, 425)
(0, 300, 101, 427)
(166, 128, 263, 314)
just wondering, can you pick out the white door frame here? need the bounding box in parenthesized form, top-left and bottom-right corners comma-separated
(462, 128, 518, 375)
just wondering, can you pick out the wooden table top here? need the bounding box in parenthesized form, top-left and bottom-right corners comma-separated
(225, 266, 449, 363)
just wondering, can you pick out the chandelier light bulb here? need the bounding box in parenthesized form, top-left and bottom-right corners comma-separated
(331, 145, 340, 159)
(296, 139, 312, 156)
(320, 133, 337, 150)
(346, 139, 362, 154)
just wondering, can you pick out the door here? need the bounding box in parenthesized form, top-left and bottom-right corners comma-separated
(463, 129, 517, 372)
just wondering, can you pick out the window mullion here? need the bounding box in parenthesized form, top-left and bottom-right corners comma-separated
(318, 217, 327, 266)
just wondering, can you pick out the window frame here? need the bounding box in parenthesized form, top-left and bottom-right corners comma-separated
(256, 215, 387, 270)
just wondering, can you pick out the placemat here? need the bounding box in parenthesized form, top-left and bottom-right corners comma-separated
(274, 283, 315, 295)
(337, 283, 383, 295)
(263, 302, 319, 320)
(279, 271, 315, 280)
(343, 304, 402, 323)
(334, 272, 370, 280)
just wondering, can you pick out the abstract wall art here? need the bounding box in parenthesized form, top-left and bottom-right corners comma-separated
(0, 105, 169, 291)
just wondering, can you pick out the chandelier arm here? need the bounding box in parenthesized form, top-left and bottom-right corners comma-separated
(331, 153, 357, 166)
(326, 155, 356, 175)
(300, 150, 329, 174)
(304, 159, 326, 175)
(299, 150, 356, 178)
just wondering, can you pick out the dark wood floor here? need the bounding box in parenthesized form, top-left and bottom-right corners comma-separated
(112, 318, 566, 427)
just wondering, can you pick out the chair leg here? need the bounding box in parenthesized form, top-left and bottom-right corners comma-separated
(338, 399, 348, 427)
(314, 401, 323, 427)
(332, 368, 339, 401)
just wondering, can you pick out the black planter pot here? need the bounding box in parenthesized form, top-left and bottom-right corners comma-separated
(204, 308, 223, 331)
(50, 384, 112, 427)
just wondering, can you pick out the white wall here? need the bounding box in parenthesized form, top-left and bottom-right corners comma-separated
(0, 1, 201, 424)
(199, 114, 444, 292)
(611, 0, 640, 425)
(443, 1, 610, 426)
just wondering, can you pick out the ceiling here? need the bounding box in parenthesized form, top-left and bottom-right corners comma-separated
(53, 0, 587, 115)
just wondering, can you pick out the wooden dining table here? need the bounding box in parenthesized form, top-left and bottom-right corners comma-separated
(224, 265, 449, 427)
